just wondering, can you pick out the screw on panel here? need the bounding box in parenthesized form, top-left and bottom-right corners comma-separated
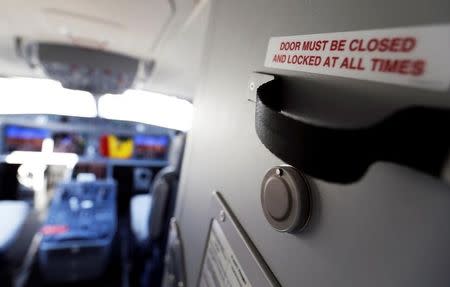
(275, 168, 283, 176)
(219, 210, 226, 222)
(249, 82, 255, 91)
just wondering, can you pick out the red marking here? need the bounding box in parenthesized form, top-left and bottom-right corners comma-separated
(273, 54, 287, 63)
(349, 37, 416, 52)
(271, 34, 425, 78)
(370, 58, 426, 76)
(330, 40, 346, 51)
(339, 57, 365, 70)
(301, 40, 329, 51)
(99, 135, 110, 157)
(41, 225, 69, 235)
(280, 41, 302, 51)
(287, 55, 322, 66)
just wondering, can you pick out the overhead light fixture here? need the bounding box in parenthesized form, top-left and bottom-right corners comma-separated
(0, 77, 97, 117)
(98, 89, 193, 131)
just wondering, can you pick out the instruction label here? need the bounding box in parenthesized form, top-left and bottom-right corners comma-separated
(199, 220, 252, 287)
(264, 24, 450, 91)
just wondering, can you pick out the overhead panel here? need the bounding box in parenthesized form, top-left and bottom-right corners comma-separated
(2, 0, 174, 58)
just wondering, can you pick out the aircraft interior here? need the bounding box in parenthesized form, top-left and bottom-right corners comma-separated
(0, 1, 449, 287)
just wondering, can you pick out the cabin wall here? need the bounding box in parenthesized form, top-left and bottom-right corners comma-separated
(174, 1, 450, 286)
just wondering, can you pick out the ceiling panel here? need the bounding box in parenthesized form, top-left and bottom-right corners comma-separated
(0, 0, 174, 58)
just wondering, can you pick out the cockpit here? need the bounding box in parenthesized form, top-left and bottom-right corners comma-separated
(1, 1, 449, 287)
(0, 1, 200, 286)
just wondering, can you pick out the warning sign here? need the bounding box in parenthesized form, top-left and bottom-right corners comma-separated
(199, 220, 252, 287)
(264, 24, 450, 91)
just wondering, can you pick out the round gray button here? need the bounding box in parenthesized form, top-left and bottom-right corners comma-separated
(263, 177, 291, 220)
(260, 166, 311, 233)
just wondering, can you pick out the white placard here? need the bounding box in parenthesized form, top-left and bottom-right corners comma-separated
(199, 220, 252, 287)
(264, 24, 450, 91)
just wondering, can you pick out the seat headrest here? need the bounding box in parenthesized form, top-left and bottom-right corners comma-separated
(168, 133, 186, 172)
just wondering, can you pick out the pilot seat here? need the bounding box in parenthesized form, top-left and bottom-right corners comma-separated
(0, 201, 39, 285)
(129, 133, 186, 284)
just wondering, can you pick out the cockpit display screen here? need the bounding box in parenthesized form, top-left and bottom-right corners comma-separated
(52, 132, 86, 155)
(99, 134, 134, 159)
(134, 135, 169, 160)
(4, 125, 50, 152)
